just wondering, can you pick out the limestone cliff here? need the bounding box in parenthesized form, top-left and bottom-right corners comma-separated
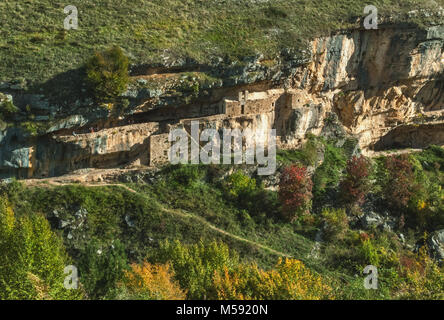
(1, 24, 443, 179)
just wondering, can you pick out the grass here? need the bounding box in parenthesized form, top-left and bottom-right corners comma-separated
(126, 166, 321, 269)
(0, 0, 442, 89)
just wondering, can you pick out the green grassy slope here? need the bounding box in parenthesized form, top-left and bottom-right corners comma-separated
(1, 0, 442, 86)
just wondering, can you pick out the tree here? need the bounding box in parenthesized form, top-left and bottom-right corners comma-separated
(0, 201, 82, 300)
(279, 165, 313, 221)
(85, 46, 129, 102)
(340, 155, 371, 206)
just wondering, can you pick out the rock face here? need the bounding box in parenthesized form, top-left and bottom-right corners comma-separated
(0, 24, 443, 179)
(360, 211, 397, 232)
(428, 229, 444, 264)
(294, 25, 444, 152)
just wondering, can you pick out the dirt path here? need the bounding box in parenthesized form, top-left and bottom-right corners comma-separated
(367, 148, 423, 158)
(23, 180, 292, 259)
(163, 206, 292, 258)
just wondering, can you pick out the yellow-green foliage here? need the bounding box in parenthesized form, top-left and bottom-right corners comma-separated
(321, 208, 349, 241)
(213, 258, 332, 300)
(119, 261, 186, 300)
(0, 199, 82, 300)
(0, 197, 14, 237)
(155, 240, 239, 300)
(155, 240, 332, 300)
(396, 248, 444, 300)
(224, 171, 257, 200)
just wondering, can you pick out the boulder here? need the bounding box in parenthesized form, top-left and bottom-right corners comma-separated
(361, 211, 384, 229)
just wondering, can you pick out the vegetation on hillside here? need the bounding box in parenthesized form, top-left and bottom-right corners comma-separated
(1, 140, 443, 300)
(85, 46, 129, 102)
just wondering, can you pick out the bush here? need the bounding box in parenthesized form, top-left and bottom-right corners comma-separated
(279, 165, 313, 221)
(85, 46, 129, 102)
(340, 155, 371, 206)
(414, 145, 444, 171)
(321, 208, 349, 241)
(167, 164, 205, 187)
(223, 171, 257, 201)
(222, 171, 278, 222)
(360, 238, 381, 267)
(213, 258, 332, 300)
(0, 93, 19, 120)
(118, 262, 186, 300)
(383, 154, 417, 211)
(153, 240, 239, 299)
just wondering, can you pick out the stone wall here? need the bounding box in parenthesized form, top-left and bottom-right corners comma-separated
(149, 133, 170, 166)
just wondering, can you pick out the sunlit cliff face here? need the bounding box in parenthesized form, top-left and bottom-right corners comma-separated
(0, 25, 443, 178)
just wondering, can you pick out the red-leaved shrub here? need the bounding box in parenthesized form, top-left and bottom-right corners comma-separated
(384, 154, 416, 210)
(340, 155, 371, 206)
(279, 165, 313, 221)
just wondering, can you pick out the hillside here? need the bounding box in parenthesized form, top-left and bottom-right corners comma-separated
(2, 142, 444, 299)
(0, 0, 443, 301)
(1, 0, 443, 86)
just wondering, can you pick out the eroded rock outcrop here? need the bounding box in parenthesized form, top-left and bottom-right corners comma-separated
(0, 24, 443, 179)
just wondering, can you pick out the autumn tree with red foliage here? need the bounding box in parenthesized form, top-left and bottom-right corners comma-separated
(340, 155, 371, 206)
(384, 154, 416, 210)
(279, 165, 313, 221)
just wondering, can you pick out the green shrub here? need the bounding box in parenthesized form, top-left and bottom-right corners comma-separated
(85, 46, 129, 102)
(167, 164, 205, 187)
(153, 240, 239, 299)
(313, 141, 347, 200)
(414, 145, 444, 171)
(359, 238, 383, 267)
(0, 94, 19, 120)
(321, 208, 349, 241)
(223, 171, 257, 201)
(78, 239, 128, 299)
